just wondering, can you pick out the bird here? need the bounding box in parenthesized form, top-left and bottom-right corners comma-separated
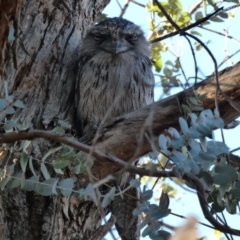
(75, 17, 155, 239)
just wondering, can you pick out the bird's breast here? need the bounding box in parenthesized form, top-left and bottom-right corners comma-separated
(77, 53, 154, 133)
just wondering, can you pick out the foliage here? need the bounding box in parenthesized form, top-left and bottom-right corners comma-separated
(0, 89, 236, 239)
(146, 0, 237, 94)
(1, 0, 240, 239)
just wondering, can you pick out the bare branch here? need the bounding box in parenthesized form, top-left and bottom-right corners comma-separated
(189, 0, 203, 15)
(131, 0, 145, 8)
(150, 6, 223, 43)
(1, 129, 240, 235)
(119, 0, 131, 18)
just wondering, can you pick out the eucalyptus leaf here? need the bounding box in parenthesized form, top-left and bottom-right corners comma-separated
(40, 163, 50, 180)
(102, 187, 116, 208)
(142, 225, 154, 238)
(58, 178, 74, 197)
(210, 16, 224, 22)
(225, 199, 236, 214)
(159, 192, 169, 210)
(23, 140, 31, 153)
(170, 151, 186, 164)
(20, 151, 28, 173)
(218, 12, 228, 19)
(179, 117, 188, 134)
(4, 119, 16, 132)
(1, 164, 15, 189)
(133, 203, 148, 215)
(230, 188, 240, 199)
(195, 11, 203, 21)
(158, 134, 167, 150)
(73, 163, 81, 174)
(211, 201, 225, 214)
(170, 137, 185, 149)
(199, 151, 216, 161)
(84, 158, 94, 169)
(7, 172, 24, 189)
(53, 157, 70, 169)
(148, 208, 170, 220)
(196, 124, 212, 138)
(42, 146, 62, 162)
(182, 104, 191, 113)
(29, 156, 36, 176)
(211, 141, 229, 154)
(189, 97, 198, 105)
(191, 106, 204, 111)
(35, 178, 58, 196)
(22, 175, 39, 191)
(201, 172, 213, 188)
(0, 99, 15, 115)
(149, 230, 171, 240)
(84, 183, 100, 204)
(213, 163, 238, 185)
(172, 166, 184, 178)
(168, 127, 180, 139)
(184, 159, 200, 174)
(13, 100, 25, 108)
(141, 190, 153, 201)
(54, 168, 64, 174)
(188, 139, 201, 156)
(188, 127, 201, 138)
(190, 31, 202, 37)
(130, 179, 141, 189)
(212, 117, 224, 128)
(137, 217, 151, 231)
(52, 126, 65, 134)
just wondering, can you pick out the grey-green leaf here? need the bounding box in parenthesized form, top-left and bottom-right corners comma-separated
(101, 187, 116, 208)
(52, 126, 65, 134)
(130, 179, 140, 189)
(213, 163, 238, 185)
(58, 178, 74, 197)
(40, 163, 50, 180)
(20, 151, 28, 173)
(7, 172, 24, 189)
(36, 178, 58, 196)
(22, 175, 39, 191)
(179, 117, 188, 134)
(29, 156, 36, 176)
(13, 100, 25, 108)
(42, 146, 62, 162)
(141, 190, 153, 201)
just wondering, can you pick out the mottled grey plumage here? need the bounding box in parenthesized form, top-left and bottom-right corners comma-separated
(76, 17, 154, 136)
(75, 17, 154, 240)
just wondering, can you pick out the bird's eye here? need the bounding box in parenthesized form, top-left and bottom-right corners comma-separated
(125, 34, 138, 43)
(94, 35, 107, 42)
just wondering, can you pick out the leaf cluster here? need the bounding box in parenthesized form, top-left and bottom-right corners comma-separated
(147, 0, 238, 95)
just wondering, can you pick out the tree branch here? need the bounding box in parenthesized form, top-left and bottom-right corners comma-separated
(1, 129, 240, 236)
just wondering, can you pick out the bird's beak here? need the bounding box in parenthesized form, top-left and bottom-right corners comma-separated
(111, 39, 128, 54)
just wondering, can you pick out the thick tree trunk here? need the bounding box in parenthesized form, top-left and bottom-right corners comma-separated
(0, 0, 111, 239)
(1, 1, 240, 240)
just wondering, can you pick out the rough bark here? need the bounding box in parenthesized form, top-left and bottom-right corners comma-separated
(111, 173, 140, 240)
(0, 0, 111, 239)
(1, 0, 240, 240)
(92, 62, 240, 178)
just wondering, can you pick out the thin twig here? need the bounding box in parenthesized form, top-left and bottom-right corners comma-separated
(189, 0, 204, 15)
(119, 0, 131, 18)
(150, 7, 223, 43)
(131, 0, 144, 8)
(199, 26, 240, 45)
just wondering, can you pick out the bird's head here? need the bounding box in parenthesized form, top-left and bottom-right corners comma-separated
(81, 17, 150, 59)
